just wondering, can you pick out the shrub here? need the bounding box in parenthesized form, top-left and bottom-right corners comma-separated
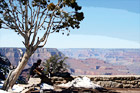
(43, 55, 69, 76)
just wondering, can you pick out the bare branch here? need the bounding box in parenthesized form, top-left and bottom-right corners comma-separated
(19, 1, 25, 31)
(36, 1, 64, 48)
(27, 2, 34, 43)
(31, 5, 41, 46)
(38, 14, 48, 29)
(28, 2, 33, 28)
(33, 2, 62, 49)
(2, 21, 12, 28)
(37, 35, 48, 48)
(38, 8, 48, 28)
(33, 7, 39, 24)
(50, 17, 64, 33)
(25, 1, 28, 32)
(15, 12, 24, 31)
(34, 12, 54, 49)
(9, 0, 25, 37)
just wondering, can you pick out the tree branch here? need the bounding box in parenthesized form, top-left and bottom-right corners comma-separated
(33, 2, 62, 49)
(25, 1, 28, 32)
(19, 1, 25, 31)
(37, 8, 48, 28)
(31, 5, 41, 46)
(9, 0, 25, 38)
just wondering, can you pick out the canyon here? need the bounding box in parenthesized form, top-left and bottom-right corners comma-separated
(0, 48, 140, 75)
(60, 48, 140, 75)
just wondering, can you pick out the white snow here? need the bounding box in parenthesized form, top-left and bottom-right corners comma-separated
(0, 89, 9, 93)
(40, 83, 54, 90)
(0, 83, 3, 89)
(12, 85, 24, 93)
(0, 81, 24, 93)
(0, 80, 4, 89)
(58, 76, 101, 89)
(1, 81, 4, 84)
(0, 81, 9, 93)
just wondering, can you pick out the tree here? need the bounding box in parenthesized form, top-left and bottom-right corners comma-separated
(43, 55, 69, 76)
(0, 0, 84, 91)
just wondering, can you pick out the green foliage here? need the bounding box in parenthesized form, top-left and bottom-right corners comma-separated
(0, 0, 84, 36)
(43, 55, 69, 75)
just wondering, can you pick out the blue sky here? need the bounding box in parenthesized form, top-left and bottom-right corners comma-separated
(0, 0, 140, 48)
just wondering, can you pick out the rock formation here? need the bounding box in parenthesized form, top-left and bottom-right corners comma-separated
(0, 48, 64, 69)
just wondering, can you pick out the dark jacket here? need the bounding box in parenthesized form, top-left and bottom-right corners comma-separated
(30, 63, 39, 76)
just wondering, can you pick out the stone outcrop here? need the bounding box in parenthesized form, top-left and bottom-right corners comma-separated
(75, 75, 140, 88)
(42, 75, 140, 88)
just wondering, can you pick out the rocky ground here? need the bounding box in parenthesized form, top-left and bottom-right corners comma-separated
(1, 76, 140, 93)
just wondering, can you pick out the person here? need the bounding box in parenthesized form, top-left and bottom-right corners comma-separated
(29, 59, 53, 85)
(30, 59, 43, 77)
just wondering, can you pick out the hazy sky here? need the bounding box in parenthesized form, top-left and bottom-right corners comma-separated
(0, 0, 140, 48)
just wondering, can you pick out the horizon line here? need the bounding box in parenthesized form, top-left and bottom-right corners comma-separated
(0, 47, 140, 49)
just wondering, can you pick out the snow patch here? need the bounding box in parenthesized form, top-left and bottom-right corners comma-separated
(0, 84, 3, 89)
(40, 83, 54, 90)
(0, 80, 4, 89)
(0, 89, 9, 93)
(1, 81, 4, 84)
(0, 81, 23, 93)
(58, 76, 101, 89)
(12, 85, 24, 93)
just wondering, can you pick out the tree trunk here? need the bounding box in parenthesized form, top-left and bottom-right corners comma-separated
(2, 50, 32, 91)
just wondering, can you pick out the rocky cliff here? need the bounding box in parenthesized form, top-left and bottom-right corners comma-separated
(0, 48, 64, 69)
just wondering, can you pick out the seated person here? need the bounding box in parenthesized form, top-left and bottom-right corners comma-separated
(30, 59, 43, 77)
(30, 59, 52, 85)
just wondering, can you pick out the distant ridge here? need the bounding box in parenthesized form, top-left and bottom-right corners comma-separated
(59, 48, 140, 75)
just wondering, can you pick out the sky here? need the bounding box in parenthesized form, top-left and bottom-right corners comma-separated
(0, 0, 140, 48)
